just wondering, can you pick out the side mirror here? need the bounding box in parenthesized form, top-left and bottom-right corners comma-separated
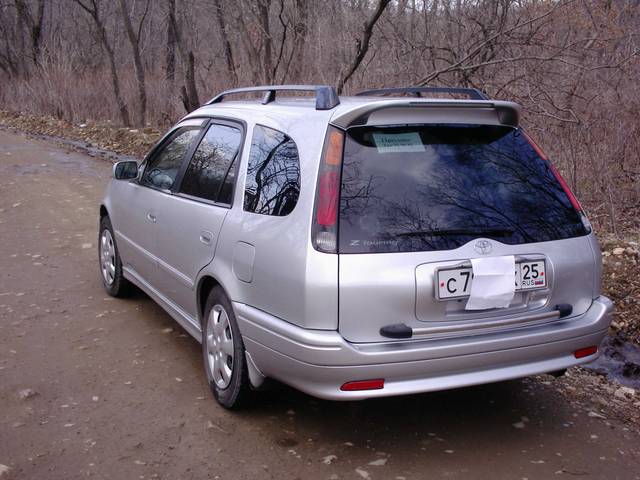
(113, 160, 138, 180)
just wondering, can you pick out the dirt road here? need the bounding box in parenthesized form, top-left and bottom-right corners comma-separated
(1, 129, 639, 480)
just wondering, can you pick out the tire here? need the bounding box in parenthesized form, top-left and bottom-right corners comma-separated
(98, 215, 133, 297)
(202, 287, 251, 409)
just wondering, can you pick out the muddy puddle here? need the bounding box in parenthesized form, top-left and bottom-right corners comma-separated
(584, 333, 640, 389)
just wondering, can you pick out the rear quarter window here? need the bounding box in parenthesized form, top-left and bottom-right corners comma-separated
(339, 124, 588, 254)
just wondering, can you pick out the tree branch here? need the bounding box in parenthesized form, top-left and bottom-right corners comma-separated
(337, 0, 391, 94)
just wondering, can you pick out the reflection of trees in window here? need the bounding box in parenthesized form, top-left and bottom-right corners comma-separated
(142, 127, 199, 190)
(339, 126, 586, 253)
(406, 137, 580, 246)
(339, 155, 383, 226)
(180, 124, 241, 203)
(244, 125, 300, 216)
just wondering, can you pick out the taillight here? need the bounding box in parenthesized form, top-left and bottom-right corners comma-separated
(312, 126, 344, 253)
(316, 171, 340, 226)
(524, 131, 591, 233)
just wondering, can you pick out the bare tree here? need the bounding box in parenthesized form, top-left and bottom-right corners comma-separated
(287, 0, 308, 82)
(14, 0, 45, 66)
(118, 0, 150, 127)
(165, 0, 176, 84)
(336, 0, 391, 94)
(165, 3, 200, 112)
(72, 0, 131, 126)
(212, 0, 237, 86)
(180, 51, 200, 112)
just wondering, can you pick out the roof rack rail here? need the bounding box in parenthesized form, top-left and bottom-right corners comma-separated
(355, 87, 490, 101)
(206, 85, 340, 110)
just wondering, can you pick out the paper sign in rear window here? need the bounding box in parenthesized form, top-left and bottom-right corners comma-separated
(372, 132, 426, 153)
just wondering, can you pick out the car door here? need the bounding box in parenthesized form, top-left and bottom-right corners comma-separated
(111, 122, 202, 287)
(154, 119, 244, 319)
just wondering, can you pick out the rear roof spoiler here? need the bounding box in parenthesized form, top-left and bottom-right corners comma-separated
(330, 99, 521, 129)
(356, 86, 490, 101)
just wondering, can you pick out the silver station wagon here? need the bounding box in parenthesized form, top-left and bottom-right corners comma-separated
(99, 85, 613, 408)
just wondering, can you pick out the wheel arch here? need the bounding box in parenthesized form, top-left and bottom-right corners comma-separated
(197, 274, 226, 329)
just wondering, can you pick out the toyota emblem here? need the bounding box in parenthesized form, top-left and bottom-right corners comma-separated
(474, 240, 492, 255)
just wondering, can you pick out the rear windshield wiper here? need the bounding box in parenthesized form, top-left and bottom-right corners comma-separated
(395, 228, 514, 238)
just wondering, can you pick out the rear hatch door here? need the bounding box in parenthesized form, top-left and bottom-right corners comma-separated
(337, 122, 594, 343)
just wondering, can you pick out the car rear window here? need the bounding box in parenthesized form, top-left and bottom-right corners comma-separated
(339, 124, 588, 254)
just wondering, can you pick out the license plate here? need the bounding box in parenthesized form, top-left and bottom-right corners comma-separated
(436, 260, 546, 300)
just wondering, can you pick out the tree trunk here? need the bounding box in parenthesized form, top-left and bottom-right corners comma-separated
(104, 34, 132, 127)
(180, 51, 200, 112)
(30, 0, 45, 64)
(234, 4, 262, 84)
(72, 0, 131, 126)
(118, 0, 147, 127)
(14, 0, 45, 66)
(257, 0, 273, 84)
(166, 0, 176, 84)
(288, 0, 308, 82)
(212, 0, 237, 86)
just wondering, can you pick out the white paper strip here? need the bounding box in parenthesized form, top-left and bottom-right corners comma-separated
(465, 255, 516, 310)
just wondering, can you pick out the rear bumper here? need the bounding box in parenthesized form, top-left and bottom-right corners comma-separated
(235, 296, 613, 400)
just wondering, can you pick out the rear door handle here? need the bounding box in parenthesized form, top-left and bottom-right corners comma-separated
(200, 230, 213, 245)
(147, 213, 157, 223)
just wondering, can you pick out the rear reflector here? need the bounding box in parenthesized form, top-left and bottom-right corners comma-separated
(574, 346, 598, 359)
(340, 379, 385, 391)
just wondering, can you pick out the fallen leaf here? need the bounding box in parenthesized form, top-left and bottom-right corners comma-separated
(355, 468, 371, 479)
(18, 388, 38, 400)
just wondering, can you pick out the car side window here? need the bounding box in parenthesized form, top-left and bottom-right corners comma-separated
(244, 125, 300, 216)
(180, 123, 242, 204)
(140, 127, 200, 190)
